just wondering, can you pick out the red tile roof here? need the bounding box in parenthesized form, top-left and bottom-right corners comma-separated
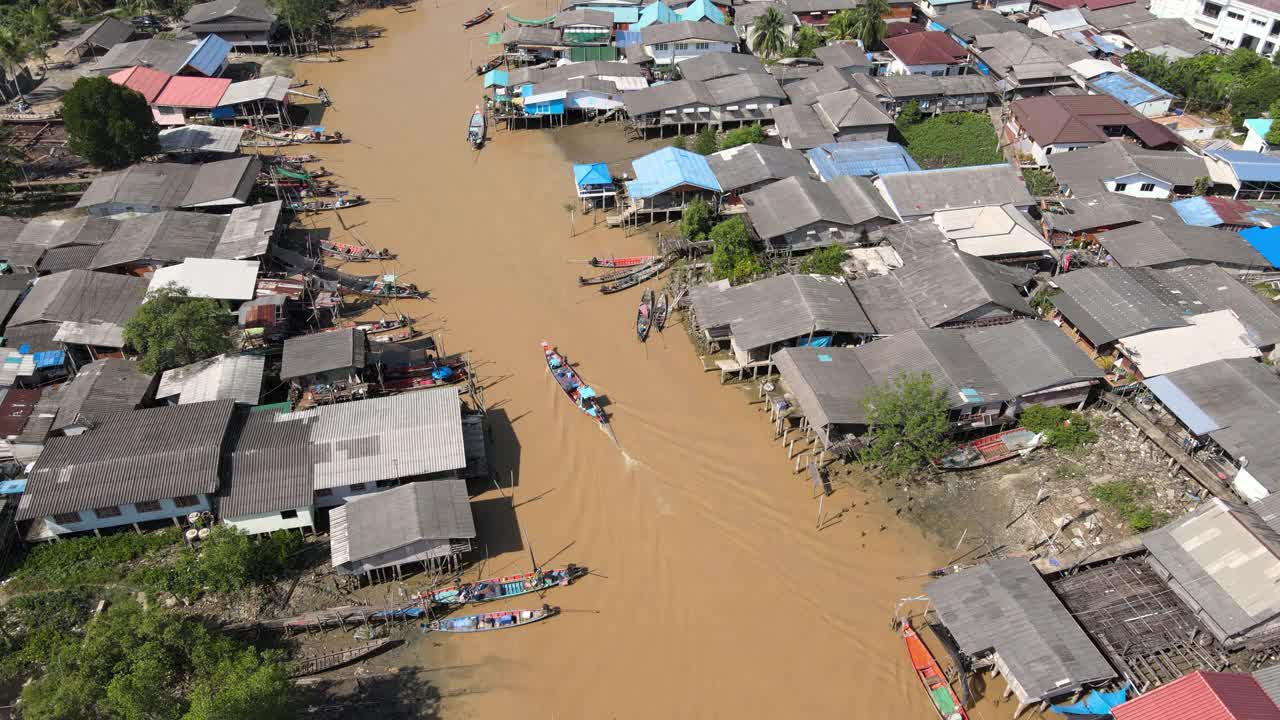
(108, 66, 172, 104)
(154, 75, 232, 109)
(884, 31, 968, 66)
(1114, 672, 1280, 720)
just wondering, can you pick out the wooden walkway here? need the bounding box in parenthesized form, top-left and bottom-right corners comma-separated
(1105, 396, 1234, 500)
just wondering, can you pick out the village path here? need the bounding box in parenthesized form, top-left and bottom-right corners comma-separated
(295, 6, 969, 718)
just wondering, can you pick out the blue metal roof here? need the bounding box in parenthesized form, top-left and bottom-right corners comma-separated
(1144, 375, 1220, 435)
(678, 0, 725, 24)
(1092, 71, 1173, 108)
(615, 30, 642, 46)
(1208, 149, 1280, 183)
(483, 69, 509, 88)
(1171, 196, 1221, 227)
(626, 146, 721, 199)
(583, 5, 640, 23)
(32, 350, 64, 369)
(183, 34, 231, 77)
(526, 98, 565, 115)
(1241, 226, 1280, 268)
(805, 141, 921, 180)
(574, 163, 612, 187)
(634, 1, 679, 28)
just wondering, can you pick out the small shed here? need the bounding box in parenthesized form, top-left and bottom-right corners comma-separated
(147, 258, 259, 301)
(330, 480, 476, 578)
(573, 163, 616, 206)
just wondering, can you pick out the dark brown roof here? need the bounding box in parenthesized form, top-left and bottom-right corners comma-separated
(0, 389, 40, 438)
(1011, 95, 1180, 148)
(883, 31, 968, 66)
(52, 358, 155, 431)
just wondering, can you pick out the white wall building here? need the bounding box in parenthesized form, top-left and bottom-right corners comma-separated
(1150, 0, 1280, 57)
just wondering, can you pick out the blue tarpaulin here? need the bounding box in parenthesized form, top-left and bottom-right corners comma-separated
(209, 106, 235, 120)
(0, 479, 26, 494)
(1049, 684, 1130, 716)
(1241, 226, 1280, 267)
(801, 335, 833, 347)
(574, 163, 612, 187)
(1092, 71, 1173, 108)
(806, 141, 921, 180)
(32, 350, 63, 369)
(625, 146, 722, 199)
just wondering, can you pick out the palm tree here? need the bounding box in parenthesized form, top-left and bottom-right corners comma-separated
(851, 4, 887, 51)
(751, 6, 788, 60)
(825, 10, 857, 42)
(0, 30, 31, 104)
(864, 0, 891, 17)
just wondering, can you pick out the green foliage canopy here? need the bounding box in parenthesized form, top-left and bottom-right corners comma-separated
(720, 122, 766, 150)
(62, 76, 160, 169)
(678, 196, 715, 239)
(693, 126, 718, 155)
(787, 25, 823, 58)
(123, 283, 234, 374)
(751, 5, 789, 59)
(708, 217, 762, 284)
(1019, 405, 1097, 449)
(895, 112, 1001, 169)
(798, 245, 847, 275)
(860, 371, 951, 479)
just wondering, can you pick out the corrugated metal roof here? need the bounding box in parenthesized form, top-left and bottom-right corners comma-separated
(329, 480, 475, 567)
(217, 405, 314, 518)
(9, 270, 148, 342)
(689, 273, 873, 350)
(53, 357, 155, 431)
(806, 141, 920, 180)
(1144, 499, 1280, 642)
(1158, 263, 1280, 347)
(38, 244, 103, 274)
(783, 66, 854, 107)
(0, 273, 32, 320)
(280, 328, 367, 380)
(89, 38, 194, 75)
(0, 388, 39, 438)
(1100, 221, 1272, 270)
(159, 125, 245, 155)
(214, 201, 280, 259)
(934, 204, 1052, 258)
(626, 146, 721, 199)
(708, 143, 811, 193)
(182, 155, 259, 208)
(108, 66, 173, 103)
(849, 273, 925, 335)
(1115, 671, 1280, 720)
(961, 320, 1102, 397)
(220, 75, 290, 106)
(1209, 150, 1280, 184)
(891, 231, 1034, 327)
(181, 34, 231, 76)
(1119, 310, 1260, 376)
(741, 175, 893, 241)
(770, 104, 835, 150)
(89, 210, 228, 270)
(17, 399, 235, 520)
(814, 42, 871, 70)
(1255, 665, 1280, 708)
(884, 31, 967, 66)
(1092, 70, 1173, 107)
(926, 558, 1116, 703)
(623, 78, 714, 115)
(677, 52, 765, 81)
(677, 0, 725, 23)
(706, 72, 784, 106)
(157, 353, 264, 405)
(813, 87, 893, 131)
(1051, 267, 1188, 345)
(876, 164, 1033, 219)
(640, 20, 737, 45)
(72, 17, 135, 51)
(858, 328, 1011, 407)
(147, 258, 259, 301)
(773, 346, 872, 428)
(77, 158, 257, 212)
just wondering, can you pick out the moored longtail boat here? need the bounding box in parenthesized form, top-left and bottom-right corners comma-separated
(463, 7, 493, 27)
(287, 194, 368, 212)
(319, 240, 396, 261)
(578, 259, 655, 286)
(599, 256, 668, 294)
(543, 342, 610, 430)
(426, 604, 557, 633)
(933, 428, 1042, 471)
(416, 565, 586, 605)
(654, 291, 670, 332)
(475, 56, 503, 75)
(588, 255, 658, 268)
(342, 275, 425, 300)
(467, 106, 486, 149)
(903, 619, 967, 720)
(636, 288, 653, 342)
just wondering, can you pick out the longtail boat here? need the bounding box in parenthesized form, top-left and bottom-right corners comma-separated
(636, 288, 653, 342)
(261, 153, 320, 165)
(327, 314, 413, 334)
(467, 106, 486, 149)
(417, 565, 586, 605)
(543, 342, 610, 430)
(903, 619, 967, 720)
(599, 257, 668, 294)
(933, 428, 1042, 471)
(589, 255, 658, 268)
(475, 56, 503, 75)
(370, 327, 420, 343)
(654, 291, 670, 332)
(426, 605, 557, 633)
(341, 275, 424, 300)
(381, 356, 468, 390)
(289, 638, 399, 678)
(579, 259, 655, 286)
(319, 240, 396, 261)
(463, 7, 493, 27)
(287, 194, 368, 212)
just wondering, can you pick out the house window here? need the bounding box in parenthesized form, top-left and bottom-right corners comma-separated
(280, 509, 298, 519)
(376, 480, 396, 488)
(1202, 2, 1222, 17)
(350, 483, 367, 491)
(1271, 18, 1280, 35)
(1266, 40, 1276, 53)
(675, 42, 689, 50)
(1140, 182, 1156, 192)
(135, 500, 161, 513)
(1114, 182, 1128, 191)
(94, 506, 122, 519)
(654, 43, 669, 51)
(53, 512, 81, 524)
(174, 495, 200, 508)
(1227, 10, 1245, 20)
(315, 488, 333, 497)
(1045, 147, 1053, 155)
(694, 42, 710, 50)
(1252, 17, 1267, 26)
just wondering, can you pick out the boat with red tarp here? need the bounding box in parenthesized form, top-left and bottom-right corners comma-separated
(933, 428, 1042, 470)
(903, 618, 967, 720)
(589, 255, 658, 268)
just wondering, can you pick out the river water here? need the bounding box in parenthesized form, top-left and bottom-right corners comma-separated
(296, 6, 953, 717)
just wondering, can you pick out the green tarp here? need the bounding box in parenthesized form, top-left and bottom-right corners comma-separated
(569, 45, 617, 61)
(506, 11, 556, 25)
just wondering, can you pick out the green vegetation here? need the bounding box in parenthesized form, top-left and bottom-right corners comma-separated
(129, 526, 304, 596)
(798, 245, 847, 275)
(896, 99, 923, 126)
(786, 25, 823, 58)
(895, 112, 1002, 169)
(0, 589, 92, 680)
(1193, 175, 1212, 196)
(1124, 48, 1280, 126)
(1023, 168, 1058, 197)
(824, 10, 857, 42)
(848, 0, 888, 50)
(861, 371, 952, 479)
(708, 217, 762, 284)
(19, 602, 293, 720)
(1019, 405, 1097, 450)
(750, 5, 789, 60)
(62, 76, 160, 169)
(720, 122, 766, 150)
(678, 196, 714, 239)
(123, 283, 235, 374)
(672, 135, 688, 151)
(1091, 480, 1170, 532)
(8, 528, 181, 593)
(693, 126, 718, 155)
(1030, 288, 1059, 316)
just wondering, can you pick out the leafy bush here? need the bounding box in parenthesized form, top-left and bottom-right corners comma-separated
(1023, 168, 1058, 197)
(1091, 480, 1134, 508)
(678, 196, 714, 240)
(861, 371, 951, 479)
(123, 284, 235, 374)
(1019, 405, 1097, 450)
(798, 245, 847, 275)
(896, 100, 923, 126)
(693, 126, 718, 155)
(1193, 176, 1212, 195)
(62, 75, 160, 169)
(130, 527, 303, 597)
(10, 529, 180, 592)
(672, 135, 687, 150)
(720, 122, 766, 150)
(1091, 481, 1169, 532)
(895, 112, 1002, 169)
(708, 217, 763, 284)
(0, 590, 92, 680)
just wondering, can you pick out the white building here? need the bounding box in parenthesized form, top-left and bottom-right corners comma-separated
(1150, 0, 1280, 57)
(639, 21, 739, 66)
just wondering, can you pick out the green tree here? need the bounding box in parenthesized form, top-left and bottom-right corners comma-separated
(850, 1, 887, 51)
(1230, 71, 1280, 127)
(693, 125, 718, 155)
(751, 5, 789, 60)
(62, 76, 160, 169)
(17, 7, 56, 71)
(1023, 168, 1058, 196)
(185, 647, 294, 720)
(123, 284, 234, 374)
(860, 371, 951, 479)
(708, 217, 762, 284)
(672, 134, 687, 150)
(798, 245, 847, 275)
(787, 25, 823, 58)
(895, 99, 923, 126)
(824, 10, 858, 42)
(1267, 122, 1280, 146)
(1019, 405, 1097, 449)
(678, 196, 715, 239)
(719, 122, 766, 150)
(0, 28, 31, 103)
(272, 0, 336, 51)
(1193, 175, 1212, 195)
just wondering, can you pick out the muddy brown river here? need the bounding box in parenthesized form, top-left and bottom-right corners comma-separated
(293, 6, 976, 717)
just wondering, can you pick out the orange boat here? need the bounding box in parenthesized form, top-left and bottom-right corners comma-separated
(903, 619, 967, 720)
